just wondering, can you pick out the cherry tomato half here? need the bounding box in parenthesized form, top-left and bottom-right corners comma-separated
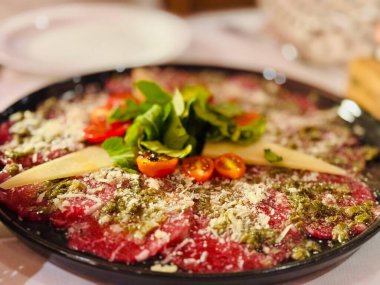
(136, 155, 178, 178)
(234, 112, 260, 126)
(84, 121, 130, 143)
(214, 153, 246, 179)
(182, 156, 215, 183)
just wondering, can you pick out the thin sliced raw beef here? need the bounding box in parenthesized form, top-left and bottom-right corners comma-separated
(304, 174, 375, 240)
(68, 209, 192, 263)
(165, 216, 301, 273)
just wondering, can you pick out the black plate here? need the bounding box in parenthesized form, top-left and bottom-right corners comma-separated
(1, 65, 380, 285)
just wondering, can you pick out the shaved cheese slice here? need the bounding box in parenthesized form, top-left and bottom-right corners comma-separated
(0, 147, 112, 190)
(203, 141, 346, 176)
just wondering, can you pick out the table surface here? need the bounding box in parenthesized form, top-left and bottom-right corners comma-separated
(0, 7, 379, 285)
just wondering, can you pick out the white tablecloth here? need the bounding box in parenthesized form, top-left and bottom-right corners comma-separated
(0, 7, 378, 285)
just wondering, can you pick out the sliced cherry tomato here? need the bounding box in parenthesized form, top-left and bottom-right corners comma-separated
(214, 153, 246, 179)
(136, 155, 178, 178)
(84, 121, 130, 143)
(234, 112, 260, 126)
(182, 156, 215, 183)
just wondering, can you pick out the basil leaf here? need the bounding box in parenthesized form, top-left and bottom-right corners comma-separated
(135, 81, 171, 105)
(193, 102, 230, 136)
(231, 117, 266, 144)
(109, 99, 141, 122)
(182, 86, 210, 109)
(210, 102, 243, 118)
(264, 148, 283, 163)
(140, 141, 192, 158)
(163, 107, 190, 150)
(172, 89, 185, 116)
(125, 104, 163, 146)
(102, 137, 136, 170)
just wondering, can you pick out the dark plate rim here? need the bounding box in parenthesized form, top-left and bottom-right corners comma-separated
(1, 64, 380, 281)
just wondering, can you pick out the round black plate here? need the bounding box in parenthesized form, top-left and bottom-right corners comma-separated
(1, 65, 380, 285)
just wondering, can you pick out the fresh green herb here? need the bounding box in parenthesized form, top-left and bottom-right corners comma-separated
(231, 116, 266, 144)
(125, 104, 164, 146)
(109, 99, 140, 122)
(102, 137, 136, 170)
(135, 80, 172, 105)
(108, 81, 172, 122)
(264, 148, 283, 163)
(163, 104, 190, 149)
(172, 89, 185, 116)
(140, 141, 192, 158)
(102, 80, 267, 170)
(210, 102, 243, 118)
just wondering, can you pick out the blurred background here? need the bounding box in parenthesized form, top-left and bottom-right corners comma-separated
(0, 0, 380, 115)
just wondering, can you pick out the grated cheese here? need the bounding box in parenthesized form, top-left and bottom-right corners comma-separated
(150, 264, 178, 273)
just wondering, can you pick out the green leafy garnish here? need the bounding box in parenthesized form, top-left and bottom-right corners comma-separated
(140, 141, 192, 158)
(163, 104, 190, 149)
(210, 102, 243, 118)
(231, 117, 266, 144)
(102, 137, 136, 171)
(172, 89, 185, 116)
(109, 99, 140, 122)
(102, 80, 267, 170)
(264, 148, 283, 163)
(108, 81, 172, 122)
(135, 81, 172, 105)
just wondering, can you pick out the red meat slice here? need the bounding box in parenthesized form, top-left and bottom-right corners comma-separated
(166, 190, 296, 273)
(68, 209, 192, 263)
(0, 121, 12, 145)
(305, 222, 333, 240)
(0, 183, 47, 221)
(304, 174, 375, 240)
(16, 149, 71, 169)
(257, 190, 291, 229)
(165, 216, 301, 273)
(49, 181, 116, 228)
(164, 217, 271, 273)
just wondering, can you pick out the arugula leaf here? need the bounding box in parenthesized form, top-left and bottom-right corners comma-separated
(135, 81, 171, 105)
(102, 137, 137, 170)
(231, 117, 266, 144)
(210, 102, 243, 118)
(109, 81, 171, 123)
(193, 102, 230, 136)
(264, 148, 283, 163)
(182, 86, 210, 109)
(172, 89, 185, 116)
(140, 141, 192, 158)
(125, 104, 163, 146)
(163, 106, 190, 149)
(109, 99, 141, 122)
(101, 80, 267, 170)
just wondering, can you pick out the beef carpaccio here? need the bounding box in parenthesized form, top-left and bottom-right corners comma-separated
(0, 67, 379, 274)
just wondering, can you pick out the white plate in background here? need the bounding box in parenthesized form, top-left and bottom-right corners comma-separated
(0, 3, 191, 77)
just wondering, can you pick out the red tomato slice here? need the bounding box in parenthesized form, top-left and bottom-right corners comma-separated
(84, 121, 130, 143)
(182, 156, 214, 183)
(234, 112, 260, 126)
(136, 155, 178, 178)
(214, 153, 246, 179)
